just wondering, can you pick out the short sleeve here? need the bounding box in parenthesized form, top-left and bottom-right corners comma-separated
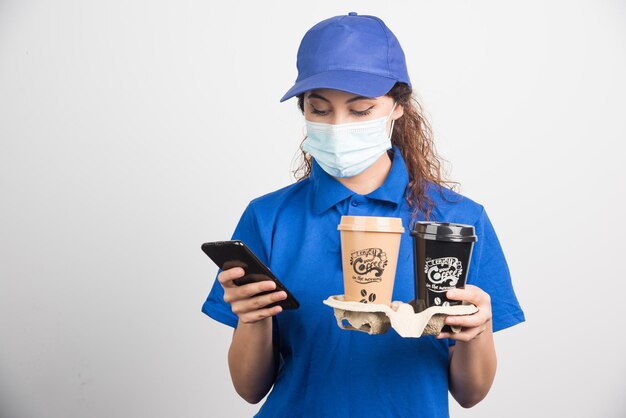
(467, 206, 525, 332)
(201, 203, 269, 329)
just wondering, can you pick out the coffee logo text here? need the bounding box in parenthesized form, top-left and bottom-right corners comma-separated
(425, 257, 463, 293)
(350, 248, 388, 284)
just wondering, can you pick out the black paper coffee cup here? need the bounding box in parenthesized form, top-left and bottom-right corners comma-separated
(411, 222, 478, 312)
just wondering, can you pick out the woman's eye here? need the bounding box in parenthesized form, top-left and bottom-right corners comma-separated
(310, 106, 374, 117)
(311, 107, 329, 115)
(352, 108, 372, 116)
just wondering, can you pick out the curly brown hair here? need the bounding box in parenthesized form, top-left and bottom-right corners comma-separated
(293, 82, 460, 224)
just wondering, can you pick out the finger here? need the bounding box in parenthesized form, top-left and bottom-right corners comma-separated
(223, 280, 277, 303)
(445, 286, 476, 303)
(217, 267, 246, 288)
(236, 280, 277, 299)
(446, 285, 490, 306)
(446, 331, 469, 343)
(231, 290, 287, 314)
(238, 305, 284, 324)
(441, 325, 487, 343)
(445, 313, 488, 329)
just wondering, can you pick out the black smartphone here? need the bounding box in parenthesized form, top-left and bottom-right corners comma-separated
(201, 240, 299, 310)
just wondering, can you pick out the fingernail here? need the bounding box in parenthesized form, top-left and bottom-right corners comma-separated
(448, 290, 457, 298)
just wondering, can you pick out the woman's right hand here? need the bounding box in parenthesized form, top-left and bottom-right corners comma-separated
(218, 267, 287, 324)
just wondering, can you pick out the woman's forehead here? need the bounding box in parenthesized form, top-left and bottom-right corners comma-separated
(306, 88, 380, 102)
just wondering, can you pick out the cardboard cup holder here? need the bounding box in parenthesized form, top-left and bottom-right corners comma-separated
(323, 295, 478, 338)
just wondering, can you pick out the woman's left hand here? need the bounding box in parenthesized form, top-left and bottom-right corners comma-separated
(436, 284, 493, 343)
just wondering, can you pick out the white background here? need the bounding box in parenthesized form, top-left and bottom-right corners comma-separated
(1, 1, 625, 417)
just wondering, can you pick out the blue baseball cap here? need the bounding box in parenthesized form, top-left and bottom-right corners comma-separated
(280, 12, 412, 102)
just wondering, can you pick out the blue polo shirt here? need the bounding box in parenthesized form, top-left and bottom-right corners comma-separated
(202, 147, 525, 417)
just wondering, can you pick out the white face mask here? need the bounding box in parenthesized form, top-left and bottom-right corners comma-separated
(303, 102, 397, 178)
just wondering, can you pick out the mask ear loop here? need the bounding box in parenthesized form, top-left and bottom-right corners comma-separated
(387, 101, 398, 140)
(301, 123, 312, 158)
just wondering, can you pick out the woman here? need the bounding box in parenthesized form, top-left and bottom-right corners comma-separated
(202, 12, 525, 417)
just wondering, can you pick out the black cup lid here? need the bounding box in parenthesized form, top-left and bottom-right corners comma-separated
(410, 221, 477, 242)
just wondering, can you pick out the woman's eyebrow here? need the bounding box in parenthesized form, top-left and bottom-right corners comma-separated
(346, 95, 375, 103)
(307, 92, 376, 103)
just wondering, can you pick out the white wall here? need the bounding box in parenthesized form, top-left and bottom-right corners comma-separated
(1, 1, 624, 417)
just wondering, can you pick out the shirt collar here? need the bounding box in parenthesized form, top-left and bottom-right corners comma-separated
(310, 145, 410, 214)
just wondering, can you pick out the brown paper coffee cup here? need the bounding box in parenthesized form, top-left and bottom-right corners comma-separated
(337, 216, 405, 306)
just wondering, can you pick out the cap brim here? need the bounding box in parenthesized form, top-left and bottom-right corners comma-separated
(279, 70, 399, 102)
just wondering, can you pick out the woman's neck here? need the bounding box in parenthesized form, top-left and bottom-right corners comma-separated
(336, 152, 393, 195)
